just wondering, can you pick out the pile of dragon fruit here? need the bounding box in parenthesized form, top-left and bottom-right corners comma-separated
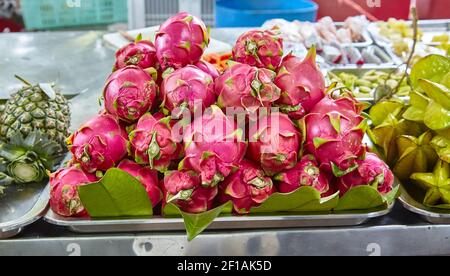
(49, 12, 394, 218)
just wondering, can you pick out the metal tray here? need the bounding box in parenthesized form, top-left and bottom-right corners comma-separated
(368, 19, 450, 47)
(325, 45, 402, 68)
(44, 204, 394, 234)
(0, 183, 49, 239)
(341, 30, 373, 48)
(327, 66, 408, 102)
(399, 187, 450, 224)
(334, 23, 374, 48)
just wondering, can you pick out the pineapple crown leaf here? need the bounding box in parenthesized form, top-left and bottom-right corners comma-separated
(0, 131, 64, 169)
(14, 75, 32, 86)
(38, 83, 57, 100)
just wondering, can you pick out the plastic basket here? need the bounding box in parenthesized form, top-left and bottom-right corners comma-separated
(21, 0, 128, 30)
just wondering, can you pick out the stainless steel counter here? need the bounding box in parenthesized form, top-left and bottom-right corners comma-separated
(2, 204, 450, 256)
(0, 30, 449, 256)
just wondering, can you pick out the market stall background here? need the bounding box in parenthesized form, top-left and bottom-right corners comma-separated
(1, 0, 450, 32)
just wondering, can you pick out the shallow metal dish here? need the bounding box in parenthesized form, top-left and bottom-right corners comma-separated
(325, 45, 402, 68)
(327, 66, 409, 103)
(399, 187, 450, 224)
(0, 184, 49, 239)
(44, 203, 395, 234)
(368, 19, 450, 47)
(333, 22, 374, 48)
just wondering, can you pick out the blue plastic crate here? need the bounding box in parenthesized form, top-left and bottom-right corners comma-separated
(216, 0, 318, 27)
(21, 0, 128, 30)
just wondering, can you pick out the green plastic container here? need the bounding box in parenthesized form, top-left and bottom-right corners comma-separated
(21, 0, 128, 30)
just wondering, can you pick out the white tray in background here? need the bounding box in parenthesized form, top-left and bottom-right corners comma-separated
(103, 26, 232, 54)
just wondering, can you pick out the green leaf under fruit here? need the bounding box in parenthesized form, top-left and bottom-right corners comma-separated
(78, 168, 153, 218)
(382, 184, 400, 204)
(165, 202, 233, 241)
(251, 186, 339, 213)
(334, 186, 385, 211)
(291, 191, 340, 212)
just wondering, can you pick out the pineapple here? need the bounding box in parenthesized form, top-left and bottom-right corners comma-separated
(0, 76, 70, 149)
(0, 76, 71, 184)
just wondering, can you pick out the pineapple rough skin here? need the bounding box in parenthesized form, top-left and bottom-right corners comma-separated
(0, 84, 70, 149)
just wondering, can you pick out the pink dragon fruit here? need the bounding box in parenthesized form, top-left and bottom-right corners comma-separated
(114, 39, 158, 71)
(117, 159, 163, 207)
(274, 48, 325, 119)
(275, 155, 331, 195)
(310, 94, 366, 124)
(128, 113, 181, 172)
(50, 165, 98, 217)
(181, 105, 247, 187)
(232, 29, 283, 70)
(247, 112, 301, 176)
(155, 12, 210, 70)
(337, 152, 394, 196)
(103, 66, 158, 123)
(215, 62, 281, 113)
(303, 96, 366, 176)
(194, 60, 220, 79)
(219, 160, 275, 214)
(163, 171, 218, 214)
(161, 65, 216, 115)
(68, 114, 128, 173)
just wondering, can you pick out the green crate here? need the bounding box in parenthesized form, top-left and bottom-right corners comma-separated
(21, 0, 128, 30)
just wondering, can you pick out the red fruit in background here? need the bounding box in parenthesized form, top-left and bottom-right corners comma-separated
(68, 114, 128, 173)
(275, 155, 331, 196)
(181, 106, 247, 187)
(219, 160, 275, 214)
(232, 29, 283, 71)
(50, 165, 98, 217)
(163, 171, 218, 214)
(337, 152, 394, 196)
(247, 112, 301, 176)
(114, 40, 158, 71)
(274, 48, 325, 119)
(117, 159, 162, 207)
(128, 113, 181, 172)
(104, 66, 157, 123)
(215, 62, 281, 113)
(155, 12, 210, 70)
(161, 65, 216, 115)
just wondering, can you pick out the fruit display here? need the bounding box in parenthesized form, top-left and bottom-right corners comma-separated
(262, 16, 393, 67)
(369, 54, 450, 208)
(370, 18, 448, 64)
(46, 12, 398, 241)
(376, 19, 423, 44)
(263, 16, 370, 46)
(431, 34, 450, 54)
(328, 69, 412, 98)
(0, 77, 71, 187)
